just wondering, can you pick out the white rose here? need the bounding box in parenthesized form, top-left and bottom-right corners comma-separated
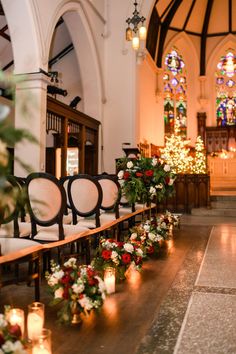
(156, 183, 163, 189)
(123, 243, 134, 253)
(149, 186, 156, 195)
(156, 234, 163, 241)
(169, 178, 175, 185)
(53, 270, 64, 280)
(127, 161, 133, 169)
(118, 170, 124, 179)
(79, 296, 93, 311)
(95, 276, 106, 294)
(151, 157, 158, 166)
(72, 282, 85, 294)
(0, 314, 7, 329)
(148, 232, 157, 242)
(64, 257, 77, 268)
(130, 233, 137, 240)
(2, 340, 27, 354)
(54, 287, 64, 298)
(48, 275, 58, 286)
(164, 164, 171, 172)
(143, 224, 150, 232)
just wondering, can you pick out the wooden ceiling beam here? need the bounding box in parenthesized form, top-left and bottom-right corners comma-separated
(200, 0, 213, 75)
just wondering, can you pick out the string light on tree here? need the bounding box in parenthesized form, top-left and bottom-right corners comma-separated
(160, 120, 193, 174)
(192, 136, 207, 174)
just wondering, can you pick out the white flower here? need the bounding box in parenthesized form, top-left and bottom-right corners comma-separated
(149, 186, 156, 195)
(148, 232, 157, 242)
(169, 178, 175, 185)
(79, 295, 93, 311)
(143, 224, 150, 232)
(156, 234, 163, 241)
(140, 235, 146, 241)
(123, 243, 134, 253)
(48, 275, 59, 286)
(136, 248, 143, 257)
(53, 270, 64, 280)
(111, 250, 119, 260)
(54, 287, 64, 298)
(164, 164, 171, 172)
(0, 105, 10, 122)
(130, 233, 137, 240)
(0, 314, 7, 328)
(156, 183, 163, 189)
(118, 170, 124, 179)
(72, 282, 85, 294)
(64, 257, 77, 268)
(2, 340, 27, 354)
(95, 276, 106, 295)
(151, 157, 158, 166)
(127, 161, 133, 169)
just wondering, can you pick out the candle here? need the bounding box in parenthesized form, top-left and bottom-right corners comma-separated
(32, 346, 51, 354)
(27, 302, 45, 340)
(104, 267, 116, 294)
(27, 312, 44, 340)
(32, 328, 51, 354)
(7, 308, 24, 337)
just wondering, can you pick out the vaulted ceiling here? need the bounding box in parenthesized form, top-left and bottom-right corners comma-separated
(147, 0, 236, 74)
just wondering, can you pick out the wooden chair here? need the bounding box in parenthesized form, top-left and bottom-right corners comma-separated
(25, 172, 89, 242)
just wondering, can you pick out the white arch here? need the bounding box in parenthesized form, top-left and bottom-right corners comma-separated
(43, 1, 105, 119)
(2, 0, 41, 74)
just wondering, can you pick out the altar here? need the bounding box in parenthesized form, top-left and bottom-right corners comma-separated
(208, 151, 236, 193)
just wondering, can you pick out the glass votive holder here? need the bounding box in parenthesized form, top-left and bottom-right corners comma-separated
(27, 302, 45, 341)
(104, 267, 116, 294)
(32, 328, 52, 354)
(6, 308, 25, 338)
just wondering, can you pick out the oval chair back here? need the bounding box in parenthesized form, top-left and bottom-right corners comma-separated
(96, 175, 120, 218)
(68, 174, 103, 227)
(26, 172, 66, 240)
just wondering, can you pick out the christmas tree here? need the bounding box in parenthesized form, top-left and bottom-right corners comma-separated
(160, 120, 193, 173)
(192, 136, 207, 174)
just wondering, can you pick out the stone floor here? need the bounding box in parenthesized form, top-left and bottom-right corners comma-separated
(1, 215, 236, 354)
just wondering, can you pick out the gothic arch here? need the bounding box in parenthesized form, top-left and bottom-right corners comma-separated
(44, 1, 105, 119)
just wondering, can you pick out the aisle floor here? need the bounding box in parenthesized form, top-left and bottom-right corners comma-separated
(0, 215, 236, 354)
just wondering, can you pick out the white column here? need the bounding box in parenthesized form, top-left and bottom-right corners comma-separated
(14, 72, 49, 177)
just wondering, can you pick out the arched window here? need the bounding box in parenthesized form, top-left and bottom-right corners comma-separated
(163, 49, 187, 136)
(216, 51, 236, 127)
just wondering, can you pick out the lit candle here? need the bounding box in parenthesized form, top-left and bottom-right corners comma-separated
(27, 302, 45, 340)
(7, 308, 24, 337)
(32, 346, 51, 354)
(32, 328, 51, 354)
(104, 267, 116, 294)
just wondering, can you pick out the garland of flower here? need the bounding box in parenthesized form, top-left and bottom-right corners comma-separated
(46, 211, 180, 324)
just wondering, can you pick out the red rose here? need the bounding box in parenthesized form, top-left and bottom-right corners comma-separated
(116, 241, 124, 248)
(63, 286, 69, 299)
(102, 249, 112, 260)
(61, 274, 71, 284)
(145, 170, 154, 177)
(136, 172, 143, 177)
(147, 246, 154, 254)
(88, 277, 98, 286)
(0, 333, 5, 346)
(8, 324, 21, 338)
(87, 268, 95, 277)
(79, 294, 84, 299)
(121, 253, 131, 264)
(165, 176, 170, 184)
(124, 171, 130, 180)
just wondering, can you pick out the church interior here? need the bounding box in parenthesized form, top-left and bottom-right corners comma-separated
(0, 0, 236, 353)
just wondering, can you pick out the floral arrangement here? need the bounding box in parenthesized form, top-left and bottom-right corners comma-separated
(0, 314, 27, 354)
(116, 156, 176, 205)
(46, 258, 106, 324)
(156, 210, 180, 232)
(91, 238, 145, 280)
(130, 219, 164, 256)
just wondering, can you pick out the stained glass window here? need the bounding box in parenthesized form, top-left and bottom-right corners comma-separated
(216, 51, 236, 126)
(163, 49, 187, 136)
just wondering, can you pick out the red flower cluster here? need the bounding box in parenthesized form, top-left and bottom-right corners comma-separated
(124, 171, 130, 180)
(145, 169, 154, 177)
(121, 253, 131, 264)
